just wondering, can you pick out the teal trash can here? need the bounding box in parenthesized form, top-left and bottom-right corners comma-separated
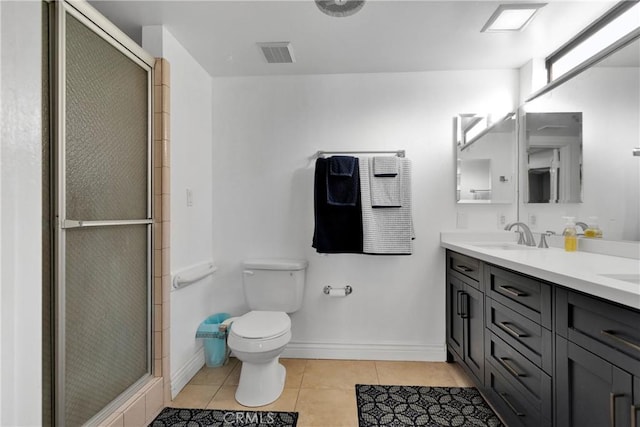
(196, 313, 231, 367)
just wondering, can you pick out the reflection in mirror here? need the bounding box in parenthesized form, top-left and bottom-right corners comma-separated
(520, 38, 639, 241)
(524, 112, 582, 203)
(455, 113, 516, 204)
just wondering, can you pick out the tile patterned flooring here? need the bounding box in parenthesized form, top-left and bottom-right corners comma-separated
(170, 358, 474, 427)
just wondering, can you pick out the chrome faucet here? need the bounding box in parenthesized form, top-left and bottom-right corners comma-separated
(575, 221, 588, 234)
(504, 222, 536, 247)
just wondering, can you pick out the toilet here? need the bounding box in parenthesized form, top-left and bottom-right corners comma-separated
(226, 259, 308, 407)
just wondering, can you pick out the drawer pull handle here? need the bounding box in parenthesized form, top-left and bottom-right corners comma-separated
(498, 285, 528, 297)
(499, 392, 525, 417)
(631, 404, 640, 427)
(601, 330, 640, 354)
(610, 393, 624, 427)
(498, 321, 528, 338)
(499, 357, 526, 377)
(456, 264, 473, 273)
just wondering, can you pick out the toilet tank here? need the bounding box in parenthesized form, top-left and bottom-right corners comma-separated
(242, 259, 308, 313)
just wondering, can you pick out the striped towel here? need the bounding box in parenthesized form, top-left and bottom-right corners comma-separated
(360, 157, 414, 255)
(370, 158, 401, 208)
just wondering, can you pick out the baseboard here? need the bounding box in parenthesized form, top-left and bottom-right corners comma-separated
(170, 348, 204, 399)
(281, 341, 446, 361)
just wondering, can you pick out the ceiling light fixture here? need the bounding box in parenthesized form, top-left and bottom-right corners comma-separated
(315, 0, 365, 18)
(481, 3, 546, 32)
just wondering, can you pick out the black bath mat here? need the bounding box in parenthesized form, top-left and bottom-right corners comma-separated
(149, 407, 298, 427)
(356, 385, 503, 427)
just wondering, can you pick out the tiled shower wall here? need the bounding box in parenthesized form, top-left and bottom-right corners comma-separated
(98, 58, 170, 427)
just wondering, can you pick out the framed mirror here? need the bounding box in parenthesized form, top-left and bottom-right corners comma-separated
(455, 113, 516, 204)
(523, 112, 583, 203)
(519, 37, 639, 241)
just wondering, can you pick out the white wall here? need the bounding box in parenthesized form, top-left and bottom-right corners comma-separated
(0, 1, 43, 425)
(142, 26, 227, 396)
(212, 70, 518, 360)
(522, 66, 640, 241)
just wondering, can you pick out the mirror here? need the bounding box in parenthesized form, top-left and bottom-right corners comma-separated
(524, 112, 583, 203)
(520, 38, 640, 241)
(455, 113, 516, 204)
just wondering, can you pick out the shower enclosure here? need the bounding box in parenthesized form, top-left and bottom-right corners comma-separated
(50, 1, 156, 425)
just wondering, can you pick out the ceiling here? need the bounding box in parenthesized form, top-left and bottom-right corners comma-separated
(89, 0, 617, 77)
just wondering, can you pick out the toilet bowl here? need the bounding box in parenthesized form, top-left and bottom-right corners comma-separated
(227, 310, 292, 407)
(226, 259, 307, 407)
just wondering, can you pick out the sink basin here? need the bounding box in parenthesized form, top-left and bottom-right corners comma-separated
(598, 273, 640, 285)
(471, 242, 538, 251)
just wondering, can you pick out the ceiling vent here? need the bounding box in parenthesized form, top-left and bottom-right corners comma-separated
(258, 42, 295, 64)
(315, 0, 365, 18)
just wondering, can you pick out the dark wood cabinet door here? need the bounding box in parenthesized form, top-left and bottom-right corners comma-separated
(633, 376, 640, 427)
(556, 336, 632, 427)
(446, 275, 464, 360)
(463, 283, 484, 382)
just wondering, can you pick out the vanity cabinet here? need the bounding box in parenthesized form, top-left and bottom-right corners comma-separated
(556, 288, 640, 427)
(444, 250, 640, 427)
(484, 264, 553, 427)
(446, 251, 485, 383)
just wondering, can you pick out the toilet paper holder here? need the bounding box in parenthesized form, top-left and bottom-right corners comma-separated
(323, 285, 353, 296)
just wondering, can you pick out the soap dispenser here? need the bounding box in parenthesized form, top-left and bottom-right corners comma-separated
(584, 216, 603, 238)
(562, 216, 578, 252)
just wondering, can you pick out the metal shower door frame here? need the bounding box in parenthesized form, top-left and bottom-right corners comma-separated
(52, 1, 156, 425)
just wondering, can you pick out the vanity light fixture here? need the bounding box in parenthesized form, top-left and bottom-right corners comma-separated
(481, 3, 547, 32)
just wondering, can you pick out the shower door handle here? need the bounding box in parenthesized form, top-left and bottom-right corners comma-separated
(62, 219, 153, 229)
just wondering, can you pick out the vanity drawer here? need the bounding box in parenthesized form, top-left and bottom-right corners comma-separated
(485, 330, 552, 414)
(484, 363, 551, 427)
(557, 288, 640, 375)
(486, 265, 552, 329)
(447, 250, 482, 284)
(486, 298, 553, 373)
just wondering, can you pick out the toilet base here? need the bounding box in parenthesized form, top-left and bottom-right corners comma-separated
(235, 358, 286, 407)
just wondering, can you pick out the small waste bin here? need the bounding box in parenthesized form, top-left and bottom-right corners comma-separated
(196, 313, 231, 367)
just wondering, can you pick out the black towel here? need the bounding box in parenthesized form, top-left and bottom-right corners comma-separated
(312, 157, 363, 254)
(327, 156, 358, 206)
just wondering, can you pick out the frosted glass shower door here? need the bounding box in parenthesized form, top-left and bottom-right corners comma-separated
(54, 3, 154, 426)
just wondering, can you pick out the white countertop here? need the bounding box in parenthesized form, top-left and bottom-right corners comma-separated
(441, 231, 640, 310)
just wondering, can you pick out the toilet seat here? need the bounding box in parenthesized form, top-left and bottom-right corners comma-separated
(230, 310, 290, 339)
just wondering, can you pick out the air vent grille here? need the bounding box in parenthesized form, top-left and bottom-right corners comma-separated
(258, 42, 295, 64)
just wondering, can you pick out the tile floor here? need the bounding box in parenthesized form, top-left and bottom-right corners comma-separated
(169, 358, 474, 427)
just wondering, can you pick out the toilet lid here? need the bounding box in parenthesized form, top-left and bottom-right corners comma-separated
(231, 311, 291, 339)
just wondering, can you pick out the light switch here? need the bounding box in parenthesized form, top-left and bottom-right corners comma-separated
(186, 188, 193, 207)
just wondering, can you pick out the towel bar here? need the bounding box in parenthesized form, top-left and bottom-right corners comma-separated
(316, 150, 405, 158)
